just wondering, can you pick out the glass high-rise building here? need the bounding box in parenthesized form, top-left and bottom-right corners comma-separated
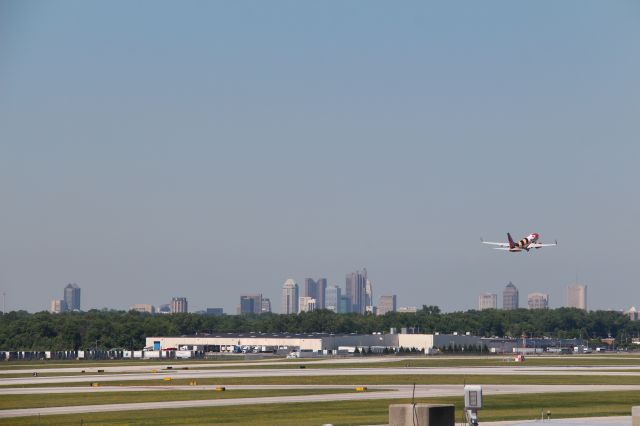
(64, 283, 81, 311)
(339, 295, 351, 313)
(346, 269, 368, 314)
(282, 279, 299, 314)
(325, 285, 341, 313)
(365, 277, 374, 312)
(239, 294, 262, 314)
(502, 282, 519, 310)
(304, 278, 327, 309)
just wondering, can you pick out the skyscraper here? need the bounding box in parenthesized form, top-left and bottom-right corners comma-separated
(567, 284, 587, 310)
(377, 295, 397, 315)
(171, 297, 188, 313)
(239, 294, 263, 314)
(261, 298, 272, 314)
(339, 295, 351, 313)
(528, 293, 549, 310)
(364, 275, 374, 312)
(325, 285, 341, 313)
(282, 279, 299, 314)
(304, 278, 327, 309)
(316, 278, 327, 309)
(502, 282, 519, 310)
(478, 293, 498, 310)
(64, 283, 81, 311)
(346, 269, 368, 314)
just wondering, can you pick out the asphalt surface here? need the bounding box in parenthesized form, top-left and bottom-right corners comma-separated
(2, 384, 640, 419)
(2, 358, 640, 422)
(3, 365, 640, 387)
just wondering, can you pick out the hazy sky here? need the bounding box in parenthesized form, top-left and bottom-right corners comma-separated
(1, 1, 639, 314)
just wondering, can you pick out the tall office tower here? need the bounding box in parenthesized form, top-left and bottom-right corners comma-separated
(567, 284, 587, 310)
(478, 293, 498, 310)
(239, 294, 263, 314)
(528, 293, 549, 310)
(346, 268, 367, 314)
(364, 275, 374, 312)
(502, 282, 519, 310)
(171, 297, 188, 313)
(325, 285, 341, 313)
(304, 278, 327, 309)
(298, 296, 316, 313)
(50, 299, 67, 313)
(282, 278, 299, 314)
(304, 278, 316, 301)
(339, 295, 351, 313)
(64, 283, 81, 311)
(261, 298, 272, 314)
(130, 304, 155, 314)
(377, 295, 397, 315)
(316, 278, 327, 309)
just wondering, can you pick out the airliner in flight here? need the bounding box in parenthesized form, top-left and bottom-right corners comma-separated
(481, 232, 557, 252)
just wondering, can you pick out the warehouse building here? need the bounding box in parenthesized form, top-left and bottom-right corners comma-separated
(145, 332, 485, 354)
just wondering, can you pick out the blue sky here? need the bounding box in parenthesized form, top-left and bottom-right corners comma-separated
(1, 1, 639, 313)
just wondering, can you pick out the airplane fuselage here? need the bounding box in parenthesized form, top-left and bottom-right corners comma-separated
(509, 233, 540, 252)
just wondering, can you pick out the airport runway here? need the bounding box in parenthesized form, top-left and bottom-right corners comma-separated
(2, 365, 640, 387)
(483, 417, 630, 426)
(2, 355, 638, 375)
(0, 357, 401, 374)
(3, 383, 640, 395)
(2, 384, 640, 419)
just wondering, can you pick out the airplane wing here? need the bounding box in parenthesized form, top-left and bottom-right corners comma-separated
(528, 242, 557, 248)
(481, 239, 510, 247)
(492, 247, 512, 250)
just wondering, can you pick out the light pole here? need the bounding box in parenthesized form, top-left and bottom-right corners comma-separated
(2, 292, 5, 315)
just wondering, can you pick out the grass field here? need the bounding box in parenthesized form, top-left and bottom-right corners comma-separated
(0, 388, 362, 410)
(0, 391, 638, 425)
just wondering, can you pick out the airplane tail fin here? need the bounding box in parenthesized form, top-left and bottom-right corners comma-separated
(507, 233, 516, 249)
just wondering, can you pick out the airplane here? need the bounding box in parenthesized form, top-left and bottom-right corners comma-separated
(481, 232, 557, 252)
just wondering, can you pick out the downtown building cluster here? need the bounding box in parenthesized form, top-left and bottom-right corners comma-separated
(50, 284, 81, 313)
(478, 283, 588, 311)
(234, 269, 401, 316)
(278, 269, 399, 315)
(280, 269, 375, 315)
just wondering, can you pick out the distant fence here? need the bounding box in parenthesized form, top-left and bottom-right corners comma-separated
(0, 349, 207, 361)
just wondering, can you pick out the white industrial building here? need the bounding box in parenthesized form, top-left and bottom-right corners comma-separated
(145, 332, 486, 354)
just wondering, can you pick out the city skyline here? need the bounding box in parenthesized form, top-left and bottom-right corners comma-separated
(40, 276, 610, 315)
(2, 2, 639, 314)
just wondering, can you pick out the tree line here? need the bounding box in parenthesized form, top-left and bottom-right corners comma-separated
(1, 306, 639, 351)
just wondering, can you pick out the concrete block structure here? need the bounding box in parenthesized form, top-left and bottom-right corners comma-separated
(389, 404, 454, 426)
